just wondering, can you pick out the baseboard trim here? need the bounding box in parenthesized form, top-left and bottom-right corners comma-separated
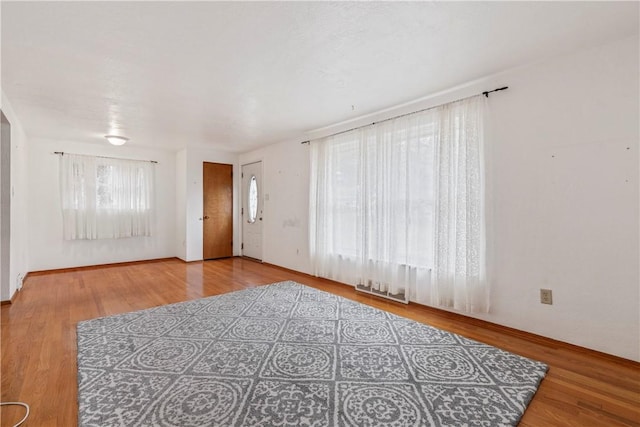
(1, 287, 21, 305)
(261, 259, 638, 367)
(27, 257, 181, 276)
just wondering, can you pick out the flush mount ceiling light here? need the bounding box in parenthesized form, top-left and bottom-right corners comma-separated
(105, 135, 129, 146)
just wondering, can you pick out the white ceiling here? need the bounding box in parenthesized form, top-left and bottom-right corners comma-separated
(2, 1, 638, 153)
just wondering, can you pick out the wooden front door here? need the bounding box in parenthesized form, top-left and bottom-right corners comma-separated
(203, 162, 233, 259)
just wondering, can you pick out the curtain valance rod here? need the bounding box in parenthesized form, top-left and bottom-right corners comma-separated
(54, 151, 158, 164)
(300, 86, 508, 145)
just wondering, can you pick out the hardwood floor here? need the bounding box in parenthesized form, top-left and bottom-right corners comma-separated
(1, 257, 638, 426)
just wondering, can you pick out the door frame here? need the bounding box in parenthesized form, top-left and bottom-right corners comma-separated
(240, 160, 263, 261)
(0, 111, 11, 301)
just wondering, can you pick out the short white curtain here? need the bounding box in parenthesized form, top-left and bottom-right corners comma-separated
(310, 95, 488, 313)
(60, 154, 155, 240)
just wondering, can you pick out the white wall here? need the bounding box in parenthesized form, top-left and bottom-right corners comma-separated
(239, 36, 639, 361)
(239, 141, 311, 273)
(27, 138, 177, 271)
(175, 149, 187, 260)
(178, 148, 239, 262)
(0, 91, 29, 301)
(480, 36, 638, 361)
(23, 138, 242, 269)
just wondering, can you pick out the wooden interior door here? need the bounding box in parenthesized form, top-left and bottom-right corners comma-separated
(203, 162, 233, 260)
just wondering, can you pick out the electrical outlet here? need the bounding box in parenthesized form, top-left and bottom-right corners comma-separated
(540, 289, 553, 305)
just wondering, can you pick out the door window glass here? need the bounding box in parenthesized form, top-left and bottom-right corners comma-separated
(248, 175, 258, 223)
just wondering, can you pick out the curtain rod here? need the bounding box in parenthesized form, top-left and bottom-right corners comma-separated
(54, 151, 158, 164)
(300, 86, 508, 144)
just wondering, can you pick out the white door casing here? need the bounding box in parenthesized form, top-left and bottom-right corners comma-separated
(241, 161, 263, 260)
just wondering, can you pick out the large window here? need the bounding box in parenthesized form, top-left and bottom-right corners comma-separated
(317, 124, 435, 268)
(60, 154, 155, 240)
(310, 95, 488, 313)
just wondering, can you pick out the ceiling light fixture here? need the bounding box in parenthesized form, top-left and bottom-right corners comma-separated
(105, 135, 129, 146)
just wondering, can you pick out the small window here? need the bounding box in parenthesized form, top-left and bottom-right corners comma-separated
(60, 154, 154, 240)
(248, 175, 258, 223)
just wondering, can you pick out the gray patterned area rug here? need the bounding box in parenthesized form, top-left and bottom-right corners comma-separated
(77, 281, 547, 426)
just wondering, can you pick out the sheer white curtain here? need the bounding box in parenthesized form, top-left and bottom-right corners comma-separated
(310, 95, 488, 313)
(432, 96, 488, 313)
(60, 154, 155, 240)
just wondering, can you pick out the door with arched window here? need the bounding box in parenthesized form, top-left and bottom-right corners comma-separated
(241, 161, 262, 260)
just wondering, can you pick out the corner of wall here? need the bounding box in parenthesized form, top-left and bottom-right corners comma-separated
(175, 149, 188, 260)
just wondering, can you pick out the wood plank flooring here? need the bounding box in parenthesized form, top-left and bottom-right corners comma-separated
(1, 257, 638, 426)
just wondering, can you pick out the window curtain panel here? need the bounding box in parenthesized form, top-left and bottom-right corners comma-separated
(60, 154, 155, 240)
(432, 96, 488, 313)
(309, 95, 488, 313)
